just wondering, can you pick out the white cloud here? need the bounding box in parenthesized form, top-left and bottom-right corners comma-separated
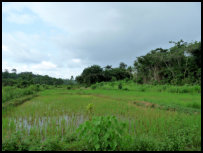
(2, 31, 51, 64)
(72, 58, 81, 63)
(3, 2, 37, 24)
(7, 13, 36, 24)
(2, 2, 201, 79)
(2, 45, 9, 52)
(31, 61, 57, 70)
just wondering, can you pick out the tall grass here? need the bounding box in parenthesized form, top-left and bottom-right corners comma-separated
(92, 80, 201, 94)
(2, 85, 52, 103)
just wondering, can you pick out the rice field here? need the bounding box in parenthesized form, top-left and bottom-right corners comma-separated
(2, 83, 201, 151)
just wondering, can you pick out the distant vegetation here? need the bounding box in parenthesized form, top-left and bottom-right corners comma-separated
(2, 70, 76, 107)
(76, 40, 201, 86)
(2, 71, 76, 87)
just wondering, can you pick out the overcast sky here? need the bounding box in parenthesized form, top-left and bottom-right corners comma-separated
(2, 2, 201, 79)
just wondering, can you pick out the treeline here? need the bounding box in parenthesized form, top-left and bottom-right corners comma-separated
(75, 64, 132, 85)
(76, 40, 201, 86)
(2, 71, 75, 87)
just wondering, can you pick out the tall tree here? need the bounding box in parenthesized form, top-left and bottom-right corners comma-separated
(119, 62, 127, 69)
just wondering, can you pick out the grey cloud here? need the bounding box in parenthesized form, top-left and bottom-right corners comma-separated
(2, 2, 201, 78)
(47, 2, 200, 68)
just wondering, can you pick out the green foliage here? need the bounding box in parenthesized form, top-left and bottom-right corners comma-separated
(67, 85, 72, 90)
(2, 131, 30, 151)
(76, 65, 104, 85)
(139, 87, 146, 92)
(2, 71, 65, 87)
(2, 85, 43, 103)
(75, 65, 132, 85)
(187, 103, 200, 109)
(100, 82, 104, 86)
(123, 88, 129, 91)
(129, 126, 200, 151)
(162, 127, 195, 151)
(86, 103, 94, 120)
(130, 135, 162, 151)
(118, 83, 122, 90)
(134, 40, 201, 85)
(111, 76, 117, 82)
(39, 137, 62, 151)
(91, 85, 97, 89)
(76, 115, 132, 151)
(2, 132, 83, 151)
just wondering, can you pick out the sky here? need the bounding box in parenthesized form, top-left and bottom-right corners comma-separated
(2, 2, 201, 79)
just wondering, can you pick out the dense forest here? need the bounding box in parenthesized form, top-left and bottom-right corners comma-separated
(2, 71, 75, 87)
(76, 40, 201, 86)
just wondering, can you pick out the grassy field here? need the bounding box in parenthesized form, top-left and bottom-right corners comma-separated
(2, 82, 201, 151)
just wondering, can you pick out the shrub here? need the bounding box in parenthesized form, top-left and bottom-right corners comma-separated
(194, 86, 201, 93)
(91, 85, 97, 90)
(118, 83, 122, 90)
(29, 85, 40, 92)
(110, 82, 115, 87)
(187, 103, 200, 109)
(111, 77, 117, 82)
(162, 85, 167, 91)
(100, 82, 104, 86)
(123, 88, 129, 91)
(139, 87, 146, 92)
(76, 115, 132, 151)
(84, 84, 89, 88)
(136, 77, 143, 84)
(43, 84, 49, 89)
(67, 86, 72, 90)
(124, 78, 130, 82)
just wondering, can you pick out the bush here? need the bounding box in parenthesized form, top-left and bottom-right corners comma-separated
(91, 85, 97, 90)
(123, 88, 129, 91)
(84, 84, 89, 88)
(118, 83, 122, 90)
(111, 77, 117, 82)
(67, 86, 72, 90)
(43, 84, 49, 89)
(136, 77, 143, 84)
(187, 103, 200, 109)
(76, 115, 132, 151)
(124, 78, 130, 82)
(110, 82, 115, 87)
(139, 87, 146, 92)
(100, 82, 104, 86)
